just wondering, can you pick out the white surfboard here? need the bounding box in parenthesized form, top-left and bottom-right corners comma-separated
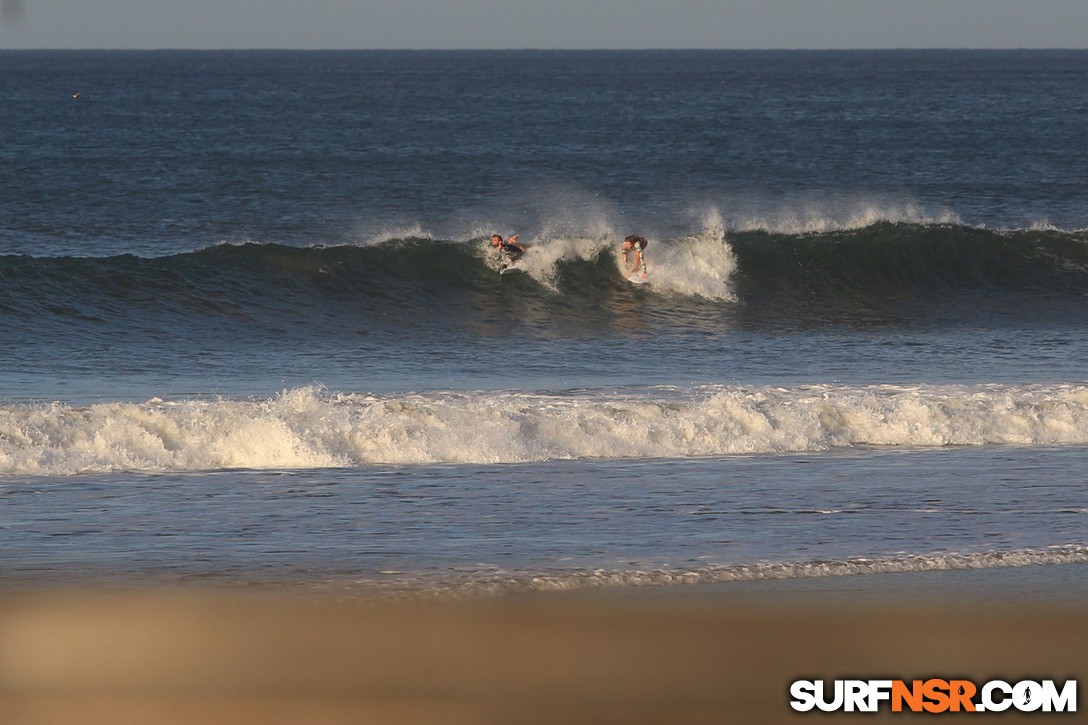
(500, 262, 526, 275)
(627, 273, 649, 284)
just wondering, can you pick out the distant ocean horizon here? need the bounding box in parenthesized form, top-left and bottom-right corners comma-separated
(2, 49, 1087, 595)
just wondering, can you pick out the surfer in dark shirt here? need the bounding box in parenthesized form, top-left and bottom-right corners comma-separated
(621, 235, 648, 279)
(491, 234, 526, 265)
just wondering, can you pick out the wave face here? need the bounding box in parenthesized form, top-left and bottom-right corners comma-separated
(3, 223, 1087, 339)
(4, 383, 1088, 475)
(730, 223, 1088, 321)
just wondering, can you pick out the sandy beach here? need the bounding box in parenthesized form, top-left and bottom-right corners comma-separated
(2, 565, 1085, 724)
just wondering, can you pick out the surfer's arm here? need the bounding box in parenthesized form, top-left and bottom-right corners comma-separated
(508, 235, 526, 253)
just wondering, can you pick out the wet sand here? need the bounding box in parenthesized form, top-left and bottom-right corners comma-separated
(2, 565, 1086, 724)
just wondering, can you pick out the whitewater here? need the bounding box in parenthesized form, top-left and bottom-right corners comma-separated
(3, 383, 1088, 475)
(2, 49, 1087, 595)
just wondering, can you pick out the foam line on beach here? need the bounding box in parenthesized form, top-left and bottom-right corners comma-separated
(402, 545, 1088, 599)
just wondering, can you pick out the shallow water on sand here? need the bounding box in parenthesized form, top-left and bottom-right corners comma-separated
(3, 445, 1085, 595)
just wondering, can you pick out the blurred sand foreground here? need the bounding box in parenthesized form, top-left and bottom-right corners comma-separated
(1, 581, 1085, 724)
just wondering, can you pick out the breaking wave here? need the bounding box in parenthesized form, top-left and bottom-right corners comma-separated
(4, 383, 1088, 475)
(2, 221, 1087, 336)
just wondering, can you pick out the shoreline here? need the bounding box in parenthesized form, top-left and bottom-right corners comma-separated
(2, 563, 1085, 723)
(644, 559, 1088, 605)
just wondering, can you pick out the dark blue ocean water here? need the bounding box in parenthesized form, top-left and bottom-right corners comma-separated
(1, 50, 1087, 593)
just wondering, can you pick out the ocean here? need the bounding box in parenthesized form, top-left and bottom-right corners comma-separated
(2, 49, 1087, 595)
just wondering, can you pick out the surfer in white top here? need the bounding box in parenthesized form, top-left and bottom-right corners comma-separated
(621, 235, 648, 279)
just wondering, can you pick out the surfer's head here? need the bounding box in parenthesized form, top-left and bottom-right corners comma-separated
(491, 235, 503, 247)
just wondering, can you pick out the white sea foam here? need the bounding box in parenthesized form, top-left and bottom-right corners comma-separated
(3, 384, 1088, 476)
(511, 233, 612, 291)
(489, 212, 738, 300)
(415, 545, 1088, 599)
(633, 214, 737, 300)
(727, 199, 962, 235)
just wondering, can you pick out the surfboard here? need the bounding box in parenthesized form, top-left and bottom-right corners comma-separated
(627, 274, 649, 285)
(500, 262, 526, 275)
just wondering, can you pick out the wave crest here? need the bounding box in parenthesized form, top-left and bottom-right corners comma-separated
(3, 222, 1087, 334)
(5, 384, 1088, 475)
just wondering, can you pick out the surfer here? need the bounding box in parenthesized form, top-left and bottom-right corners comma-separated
(621, 235, 648, 279)
(491, 234, 526, 265)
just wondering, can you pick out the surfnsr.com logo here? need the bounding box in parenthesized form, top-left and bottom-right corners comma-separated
(790, 679, 1076, 713)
